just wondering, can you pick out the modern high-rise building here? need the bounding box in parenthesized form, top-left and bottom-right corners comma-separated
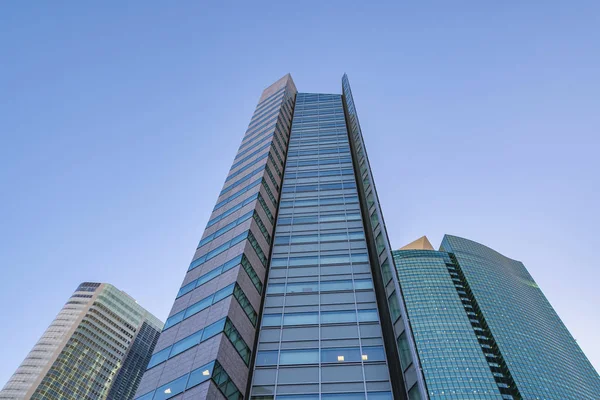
(133, 74, 600, 400)
(0, 282, 162, 400)
(393, 235, 600, 399)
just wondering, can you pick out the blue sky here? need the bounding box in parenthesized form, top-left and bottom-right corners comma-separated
(1, 1, 599, 387)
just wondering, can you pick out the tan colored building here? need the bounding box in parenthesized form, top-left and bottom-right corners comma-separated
(0, 282, 162, 400)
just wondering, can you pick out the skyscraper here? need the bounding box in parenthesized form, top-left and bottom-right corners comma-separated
(133, 74, 599, 400)
(0, 282, 162, 400)
(393, 235, 600, 399)
(134, 74, 424, 400)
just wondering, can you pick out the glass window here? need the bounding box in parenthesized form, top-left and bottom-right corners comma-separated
(213, 283, 235, 303)
(184, 296, 213, 319)
(368, 392, 393, 400)
(321, 347, 361, 363)
(287, 282, 318, 293)
(397, 332, 413, 370)
(361, 346, 386, 362)
(407, 384, 422, 400)
(177, 281, 196, 298)
(279, 349, 319, 365)
(135, 392, 154, 400)
(388, 292, 401, 322)
(321, 280, 353, 292)
(163, 310, 185, 330)
(187, 361, 215, 389)
(146, 347, 170, 369)
(380, 259, 393, 285)
(283, 312, 319, 326)
(267, 284, 285, 294)
(256, 351, 278, 366)
(170, 330, 203, 358)
(153, 374, 188, 400)
(262, 314, 282, 327)
(321, 310, 356, 324)
(202, 318, 226, 341)
(322, 393, 365, 399)
(358, 309, 378, 322)
(354, 279, 373, 290)
(375, 233, 386, 255)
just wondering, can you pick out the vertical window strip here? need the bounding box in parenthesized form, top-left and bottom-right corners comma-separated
(257, 194, 274, 223)
(247, 231, 267, 267)
(268, 152, 282, 176)
(265, 163, 279, 192)
(261, 179, 278, 207)
(234, 284, 257, 326)
(223, 319, 251, 365)
(241, 255, 263, 294)
(252, 212, 271, 245)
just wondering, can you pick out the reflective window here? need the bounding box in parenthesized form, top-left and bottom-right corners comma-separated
(256, 351, 278, 366)
(279, 349, 319, 365)
(361, 346, 386, 362)
(321, 310, 356, 324)
(284, 312, 319, 326)
(153, 374, 188, 400)
(170, 330, 202, 358)
(321, 347, 361, 363)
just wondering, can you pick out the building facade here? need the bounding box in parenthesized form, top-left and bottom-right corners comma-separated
(393, 235, 600, 399)
(133, 74, 599, 400)
(0, 282, 162, 400)
(134, 75, 426, 400)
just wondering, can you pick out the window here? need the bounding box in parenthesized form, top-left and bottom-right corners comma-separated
(397, 332, 412, 370)
(187, 361, 215, 389)
(375, 233, 386, 255)
(256, 351, 278, 366)
(283, 312, 319, 326)
(146, 347, 170, 369)
(388, 292, 401, 322)
(279, 349, 319, 365)
(153, 374, 188, 400)
(170, 330, 202, 358)
(287, 282, 318, 293)
(321, 310, 356, 324)
(361, 346, 385, 362)
(320, 280, 353, 292)
(358, 309, 378, 322)
(321, 347, 361, 363)
(262, 314, 282, 327)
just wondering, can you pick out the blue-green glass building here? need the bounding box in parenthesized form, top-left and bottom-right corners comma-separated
(393, 235, 600, 400)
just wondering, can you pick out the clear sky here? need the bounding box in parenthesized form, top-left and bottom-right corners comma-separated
(1, 1, 599, 388)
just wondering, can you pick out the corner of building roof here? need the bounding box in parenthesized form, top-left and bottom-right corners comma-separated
(398, 235, 435, 251)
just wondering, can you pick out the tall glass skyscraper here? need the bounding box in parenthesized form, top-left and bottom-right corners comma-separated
(394, 235, 600, 399)
(134, 74, 599, 400)
(0, 282, 162, 400)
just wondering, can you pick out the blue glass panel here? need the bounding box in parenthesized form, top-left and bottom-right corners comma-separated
(146, 347, 171, 369)
(201, 318, 226, 341)
(283, 312, 319, 326)
(321, 310, 356, 324)
(279, 349, 319, 365)
(186, 361, 215, 389)
(153, 374, 188, 400)
(321, 347, 361, 363)
(170, 330, 203, 358)
(255, 351, 278, 366)
(184, 297, 213, 319)
(163, 310, 185, 330)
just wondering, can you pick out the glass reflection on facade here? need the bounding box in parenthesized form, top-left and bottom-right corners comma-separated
(440, 235, 600, 400)
(250, 93, 394, 399)
(393, 235, 600, 400)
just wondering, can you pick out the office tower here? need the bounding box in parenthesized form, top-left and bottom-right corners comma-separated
(134, 74, 426, 400)
(0, 282, 162, 400)
(393, 235, 600, 399)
